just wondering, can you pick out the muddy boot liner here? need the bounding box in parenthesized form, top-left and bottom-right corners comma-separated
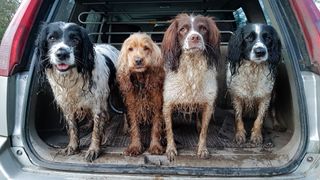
(42, 108, 274, 151)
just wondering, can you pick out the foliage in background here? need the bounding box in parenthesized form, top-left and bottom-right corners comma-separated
(0, 0, 20, 42)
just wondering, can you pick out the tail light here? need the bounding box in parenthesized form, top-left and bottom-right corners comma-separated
(0, 0, 43, 76)
(290, 0, 320, 74)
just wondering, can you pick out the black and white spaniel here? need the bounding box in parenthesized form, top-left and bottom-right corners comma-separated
(36, 22, 119, 161)
(227, 23, 282, 145)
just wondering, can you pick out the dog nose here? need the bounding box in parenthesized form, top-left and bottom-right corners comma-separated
(56, 48, 70, 60)
(254, 47, 267, 57)
(189, 34, 201, 42)
(135, 57, 143, 65)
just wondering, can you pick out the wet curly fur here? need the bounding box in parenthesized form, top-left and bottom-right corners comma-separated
(117, 33, 165, 156)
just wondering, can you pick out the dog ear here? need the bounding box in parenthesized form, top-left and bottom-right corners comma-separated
(268, 29, 282, 69)
(206, 17, 221, 68)
(116, 39, 133, 92)
(161, 19, 181, 72)
(116, 70, 133, 93)
(151, 39, 163, 68)
(78, 26, 95, 76)
(35, 22, 51, 76)
(117, 40, 128, 74)
(36, 23, 48, 59)
(227, 27, 244, 75)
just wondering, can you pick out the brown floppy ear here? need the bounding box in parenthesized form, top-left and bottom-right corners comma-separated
(161, 19, 181, 72)
(149, 39, 165, 90)
(116, 39, 133, 93)
(206, 17, 221, 68)
(151, 40, 164, 68)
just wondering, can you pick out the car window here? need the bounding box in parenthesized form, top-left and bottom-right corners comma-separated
(53, 0, 75, 22)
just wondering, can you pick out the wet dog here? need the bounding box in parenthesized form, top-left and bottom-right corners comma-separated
(117, 33, 165, 156)
(227, 24, 282, 145)
(161, 14, 221, 161)
(36, 22, 119, 161)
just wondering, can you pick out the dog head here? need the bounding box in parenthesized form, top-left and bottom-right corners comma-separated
(36, 22, 94, 76)
(161, 13, 220, 71)
(227, 24, 282, 75)
(118, 33, 162, 73)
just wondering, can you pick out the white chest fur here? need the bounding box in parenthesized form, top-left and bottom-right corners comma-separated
(45, 51, 111, 117)
(46, 69, 91, 114)
(227, 60, 274, 100)
(163, 52, 218, 105)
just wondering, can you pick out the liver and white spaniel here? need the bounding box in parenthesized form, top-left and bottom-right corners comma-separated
(161, 14, 220, 161)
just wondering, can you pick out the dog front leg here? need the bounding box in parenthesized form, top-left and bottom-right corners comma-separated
(250, 96, 271, 145)
(85, 111, 107, 162)
(148, 109, 164, 155)
(61, 114, 79, 155)
(163, 103, 176, 161)
(124, 111, 142, 156)
(197, 103, 213, 159)
(233, 96, 246, 144)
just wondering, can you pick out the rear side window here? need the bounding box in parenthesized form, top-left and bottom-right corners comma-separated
(53, 0, 75, 22)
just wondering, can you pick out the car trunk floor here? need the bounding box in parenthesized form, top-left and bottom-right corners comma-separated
(37, 108, 292, 166)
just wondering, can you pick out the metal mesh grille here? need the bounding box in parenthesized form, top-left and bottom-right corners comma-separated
(77, 2, 236, 48)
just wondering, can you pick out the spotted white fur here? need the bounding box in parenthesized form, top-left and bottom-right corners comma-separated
(227, 61, 274, 101)
(164, 53, 217, 105)
(46, 44, 118, 113)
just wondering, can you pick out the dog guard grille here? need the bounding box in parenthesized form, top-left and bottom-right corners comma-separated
(77, 7, 236, 48)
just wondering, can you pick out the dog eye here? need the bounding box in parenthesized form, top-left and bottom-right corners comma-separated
(265, 37, 271, 43)
(199, 25, 207, 32)
(179, 27, 187, 34)
(263, 34, 272, 43)
(245, 36, 253, 42)
(72, 38, 80, 44)
(245, 33, 255, 42)
(48, 36, 56, 41)
(143, 46, 150, 51)
(128, 47, 133, 51)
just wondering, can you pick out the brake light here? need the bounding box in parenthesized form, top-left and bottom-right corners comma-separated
(0, 0, 43, 76)
(290, 0, 320, 74)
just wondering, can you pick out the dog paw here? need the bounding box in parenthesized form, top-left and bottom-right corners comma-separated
(235, 130, 246, 144)
(85, 148, 100, 162)
(148, 144, 164, 155)
(166, 147, 177, 162)
(59, 145, 79, 156)
(250, 132, 263, 145)
(124, 146, 142, 156)
(197, 148, 209, 159)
